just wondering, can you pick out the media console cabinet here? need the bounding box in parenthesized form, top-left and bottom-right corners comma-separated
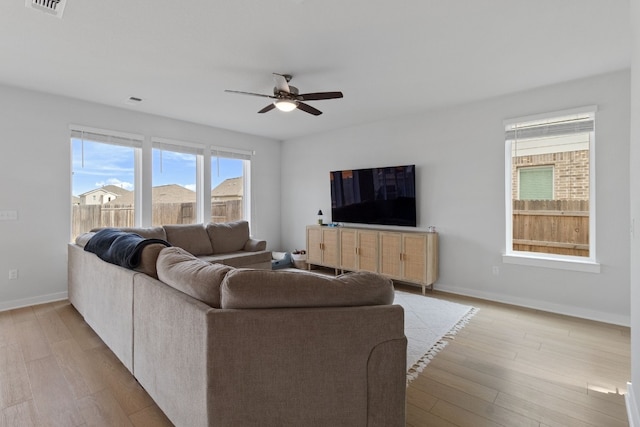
(306, 225, 438, 294)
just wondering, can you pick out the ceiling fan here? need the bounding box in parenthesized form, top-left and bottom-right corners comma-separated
(225, 73, 343, 116)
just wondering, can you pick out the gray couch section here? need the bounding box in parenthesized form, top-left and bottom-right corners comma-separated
(68, 222, 407, 426)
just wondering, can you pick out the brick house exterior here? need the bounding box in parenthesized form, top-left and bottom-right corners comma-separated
(512, 149, 589, 201)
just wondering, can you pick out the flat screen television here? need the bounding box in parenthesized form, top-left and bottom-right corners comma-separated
(330, 164, 417, 227)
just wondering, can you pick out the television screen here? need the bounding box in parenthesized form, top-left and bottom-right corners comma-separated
(330, 164, 416, 227)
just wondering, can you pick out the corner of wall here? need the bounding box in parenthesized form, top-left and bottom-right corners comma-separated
(627, 382, 639, 427)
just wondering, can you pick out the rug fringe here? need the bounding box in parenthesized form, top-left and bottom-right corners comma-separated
(406, 306, 479, 385)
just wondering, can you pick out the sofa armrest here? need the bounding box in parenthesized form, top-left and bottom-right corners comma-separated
(243, 238, 266, 252)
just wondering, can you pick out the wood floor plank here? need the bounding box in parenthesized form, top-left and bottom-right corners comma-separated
(55, 303, 103, 351)
(406, 402, 457, 427)
(0, 312, 18, 349)
(15, 319, 52, 362)
(26, 355, 85, 427)
(495, 391, 604, 427)
(0, 343, 32, 409)
(419, 365, 499, 403)
(128, 404, 173, 427)
(429, 400, 506, 427)
(77, 389, 133, 427)
(9, 307, 37, 324)
(50, 338, 107, 399)
(36, 309, 73, 345)
(88, 346, 155, 415)
(1, 400, 41, 427)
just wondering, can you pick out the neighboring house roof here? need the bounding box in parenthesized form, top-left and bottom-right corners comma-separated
(78, 184, 131, 198)
(105, 184, 196, 205)
(72, 196, 81, 205)
(211, 177, 243, 199)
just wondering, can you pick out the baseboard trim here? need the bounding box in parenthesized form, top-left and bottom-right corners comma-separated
(627, 382, 639, 427)
(434, 284, 630, 326)
(0, 291, 68, 313)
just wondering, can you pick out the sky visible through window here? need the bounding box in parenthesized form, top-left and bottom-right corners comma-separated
(71, 139, 243, 196)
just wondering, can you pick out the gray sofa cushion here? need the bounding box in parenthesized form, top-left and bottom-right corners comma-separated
(156, 247, 233, 308)
(198, 251, 271, 268)
(134, 243, 167, 279)
(75, 232, 96, 247)
(164, 224, 213, 256)
(206, 220, 250, 254)
(220, 270, 394, 309)
(117, 227, 167, 240)
(91, 226, 167, 240)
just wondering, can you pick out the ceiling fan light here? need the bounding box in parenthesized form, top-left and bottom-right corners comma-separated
(274, 99, 298, 112)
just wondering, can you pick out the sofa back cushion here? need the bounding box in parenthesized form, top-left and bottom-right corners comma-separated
(118, 227, 167, 240)
(134, 243, 167, 279)
(156, 247, 233, 308)
(206, 220, 250, 254)
(220, 270, 394, 309)
(163, 224, 213, 256)
(90, 227, 167, 240)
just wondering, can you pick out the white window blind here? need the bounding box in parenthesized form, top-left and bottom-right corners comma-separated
(210, 146, 253, 160)
(70, 127, 143, 148)
(152, 138, 205, 155)
(505, 116, 594, 141)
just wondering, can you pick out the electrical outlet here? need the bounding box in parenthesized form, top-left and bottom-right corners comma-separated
(8, 269, 18, 280)
(492, 266, 500, 276)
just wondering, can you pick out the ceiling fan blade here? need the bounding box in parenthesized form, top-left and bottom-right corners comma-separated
(258, 103, 276, 114)
(297, 91, 344, 101)
(272, 73, 290, 93)
(225, 90, 275, 99)
(297, 102, 323, 116)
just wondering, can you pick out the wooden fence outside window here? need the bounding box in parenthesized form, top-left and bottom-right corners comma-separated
(512, 199, 589, 257)
(71, 200, 243, 241)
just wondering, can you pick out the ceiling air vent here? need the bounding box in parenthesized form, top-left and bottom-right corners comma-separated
(25, 0, 67, 18)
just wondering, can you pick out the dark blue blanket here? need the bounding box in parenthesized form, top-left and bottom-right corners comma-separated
(84, 228, 171, 269)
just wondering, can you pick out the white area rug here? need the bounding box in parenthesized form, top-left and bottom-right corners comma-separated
(394, 290, 478, 384)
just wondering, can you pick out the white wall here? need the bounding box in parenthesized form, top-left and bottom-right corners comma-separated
(628, 0, 640, 424)
(0, 84, 282, 311)
(281, 70, 630, 325)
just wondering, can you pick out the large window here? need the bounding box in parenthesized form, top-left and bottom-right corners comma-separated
(152, 140, 199, 226)
(70, 128, 253, 241)
(70, 128, 141, 241)
(211, 151, 249, 224)
(505, 107, 597, 268)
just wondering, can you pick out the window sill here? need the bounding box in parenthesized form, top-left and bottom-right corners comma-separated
(502, 253, 601, 273)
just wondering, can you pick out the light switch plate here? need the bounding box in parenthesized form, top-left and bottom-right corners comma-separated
(0, 210, 18, 220)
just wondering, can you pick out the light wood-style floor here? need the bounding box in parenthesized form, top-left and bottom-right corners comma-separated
(0, 287, 630, 427)
(401, 285, 630, 427)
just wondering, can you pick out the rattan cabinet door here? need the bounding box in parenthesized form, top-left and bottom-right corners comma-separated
(357, 230, 379, 273)
(379, 232, 402, 279)
(340, 228, 358, 271)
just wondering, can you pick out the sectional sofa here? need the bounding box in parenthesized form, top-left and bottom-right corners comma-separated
(68, 221, 407, 426)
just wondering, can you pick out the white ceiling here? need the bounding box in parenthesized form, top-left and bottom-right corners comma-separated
(0, 1, 631, 141)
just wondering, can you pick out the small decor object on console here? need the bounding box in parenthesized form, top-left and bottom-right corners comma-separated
(317, 210, 324, 225)
(291, 249, 308, 269)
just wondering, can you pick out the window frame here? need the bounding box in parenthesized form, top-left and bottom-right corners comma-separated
(503, 106, 600, 273)
(70, 125, 254, 239)
(70, 126, 142, 241)
(151, 137, 204, 225)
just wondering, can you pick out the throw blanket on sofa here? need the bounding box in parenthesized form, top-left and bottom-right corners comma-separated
(84, 228, 171, 269)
